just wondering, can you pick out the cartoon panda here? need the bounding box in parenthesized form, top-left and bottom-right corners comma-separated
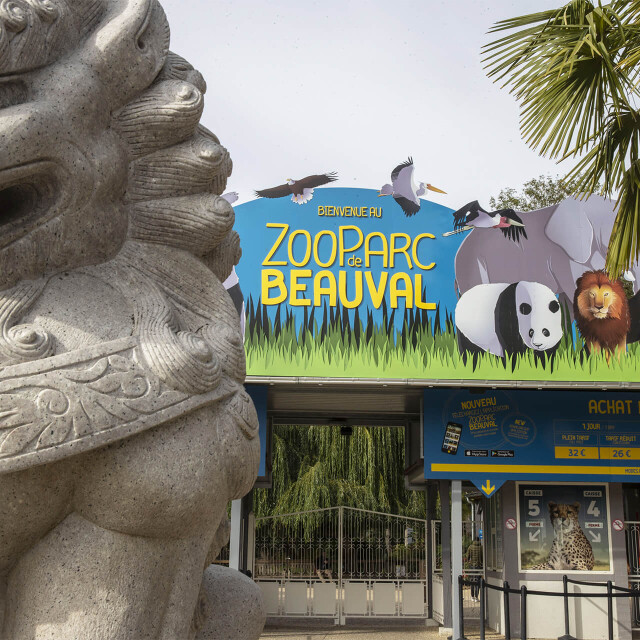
(455, 281, 563, 365)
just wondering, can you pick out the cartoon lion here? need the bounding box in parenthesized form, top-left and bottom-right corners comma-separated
(573, 270, 630, 361)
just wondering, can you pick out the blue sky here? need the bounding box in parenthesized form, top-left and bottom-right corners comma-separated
(161, 0, 565, 210)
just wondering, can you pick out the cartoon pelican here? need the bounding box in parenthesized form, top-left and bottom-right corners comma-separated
(378, 157, 446, 216)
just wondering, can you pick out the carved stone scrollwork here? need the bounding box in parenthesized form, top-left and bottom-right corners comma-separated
(0, 350, 174, 458)
(0, 0, 261, 635)
(0, 280, 54, 366)
(0, 0, 29, 32)
(0, 337, 248, 472)
(133, 278, 223, 395)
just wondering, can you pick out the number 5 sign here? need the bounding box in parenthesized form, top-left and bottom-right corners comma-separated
(517, 482, 611, 572)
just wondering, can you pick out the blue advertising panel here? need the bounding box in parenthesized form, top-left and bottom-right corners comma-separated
(423, 388, 640, 496)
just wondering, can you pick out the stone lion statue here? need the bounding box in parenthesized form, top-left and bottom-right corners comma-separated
(0, 0, 263, 637)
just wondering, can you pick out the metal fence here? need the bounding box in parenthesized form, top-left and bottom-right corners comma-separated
(253, 506, 428, 623)
(431, 519, 484, 574)
(624, 521, 640, 628)
(432, 519, 485, 622)
(459, 574, 638, 640)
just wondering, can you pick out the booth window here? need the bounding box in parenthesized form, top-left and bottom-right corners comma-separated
(485, 492, 503, 571)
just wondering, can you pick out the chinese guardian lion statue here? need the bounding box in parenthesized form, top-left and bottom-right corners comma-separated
(0, 0, 264, 638)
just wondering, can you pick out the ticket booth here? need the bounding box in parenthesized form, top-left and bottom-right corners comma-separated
(423, 388, 639, 640)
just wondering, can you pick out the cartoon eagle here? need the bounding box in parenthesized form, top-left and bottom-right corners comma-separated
(378, 157, 445, 216)
(255, 172, 338, 205)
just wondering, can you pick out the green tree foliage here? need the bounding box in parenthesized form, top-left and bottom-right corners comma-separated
(254, 425, 426, 520)
(489, 174, 587, 211)
(490, 174, 636, 295)
(484, 0, 640, 276)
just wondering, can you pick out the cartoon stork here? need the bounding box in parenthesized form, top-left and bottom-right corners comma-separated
(255, 172, 338, 205)
(443, 200, 526, 241)
(378, 157, 446, 216)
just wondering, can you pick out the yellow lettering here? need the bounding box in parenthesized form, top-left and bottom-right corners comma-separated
(288, 229, 312, 267)
(261, 269, 287, 304)
(313, 270, 337, 307)
(364, 232, 388, 268)
(412, 233, 436, 270)
(390, 272, 413, 309)
(414, 274, 436, 310)
(289, 269, 312, 306)
(262, 223, 289, 266)
(313, 230, 337, 267)
(339, 226, 363, 266)
(338, 271, 363, 309)
(365, 271, 388, 309)
(589, 400, 598, 414)
(390, 233, 413, 269)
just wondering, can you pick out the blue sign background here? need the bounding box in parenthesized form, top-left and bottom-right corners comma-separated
(424, 389, 640, 496)
(234, 187, 462, 331)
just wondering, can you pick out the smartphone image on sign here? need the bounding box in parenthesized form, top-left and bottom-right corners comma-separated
(442, 422, 462, 455)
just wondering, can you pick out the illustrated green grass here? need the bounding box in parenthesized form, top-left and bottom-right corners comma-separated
(245, 297, 640, 382)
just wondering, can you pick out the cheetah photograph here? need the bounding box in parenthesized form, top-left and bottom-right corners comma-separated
(518, 484, 611, 572)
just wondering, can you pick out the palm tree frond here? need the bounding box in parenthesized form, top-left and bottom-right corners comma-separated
(607, 162, 640, 276)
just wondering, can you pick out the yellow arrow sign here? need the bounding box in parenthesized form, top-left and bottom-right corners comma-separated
(481, 480, 496, 496)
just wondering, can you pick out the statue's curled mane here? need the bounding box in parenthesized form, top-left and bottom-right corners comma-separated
(0, 0, 255, 471)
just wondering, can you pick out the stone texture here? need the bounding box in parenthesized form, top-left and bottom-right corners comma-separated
(194, 565, 266, 640)
(0, 0, 263, 637)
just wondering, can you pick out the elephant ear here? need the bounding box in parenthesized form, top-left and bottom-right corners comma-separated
(544, 198, 594, 264)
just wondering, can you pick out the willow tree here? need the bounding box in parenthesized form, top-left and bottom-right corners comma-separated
(484, 0, 640, 276)
(254, 425, 426, 520)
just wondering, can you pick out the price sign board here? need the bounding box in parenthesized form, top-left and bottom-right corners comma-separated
(423, 388, 640, 496)
(518, 483, 611, 572)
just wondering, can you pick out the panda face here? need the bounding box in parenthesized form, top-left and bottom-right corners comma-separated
(515, 282, 562, 351)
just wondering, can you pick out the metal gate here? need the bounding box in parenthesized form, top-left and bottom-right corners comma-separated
(252, 506, 427, 623)
(625, 520, 640, 629)
(431, 519, 484, 624)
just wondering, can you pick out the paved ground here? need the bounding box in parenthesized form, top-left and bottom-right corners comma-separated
(261, 622, 503, 640)
(261, 625, 442, 640)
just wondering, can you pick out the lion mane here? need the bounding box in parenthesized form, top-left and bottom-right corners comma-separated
(573, 270, 630, 354)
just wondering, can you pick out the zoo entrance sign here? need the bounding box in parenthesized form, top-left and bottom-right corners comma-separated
(233, 184, 640, 385)
(423, 388, 640, 496)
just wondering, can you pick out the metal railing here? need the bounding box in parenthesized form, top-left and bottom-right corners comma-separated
(625, 521, 640, 627)
(457, 574, 638, 640)
(432, 519, 484, 574)
(253, 506, 428, 621)
(254, 506, 426, 581)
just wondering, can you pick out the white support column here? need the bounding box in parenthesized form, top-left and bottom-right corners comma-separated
(229, 499, 242, 571)
(246, 511, 255, 576)
(451, 480, 463, 640)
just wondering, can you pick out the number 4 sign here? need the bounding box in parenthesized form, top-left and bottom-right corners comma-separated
(518, 483, 611, 572)
(587, 501, 600, 517)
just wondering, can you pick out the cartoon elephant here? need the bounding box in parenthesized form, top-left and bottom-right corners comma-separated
(452, 196, 640, 315)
